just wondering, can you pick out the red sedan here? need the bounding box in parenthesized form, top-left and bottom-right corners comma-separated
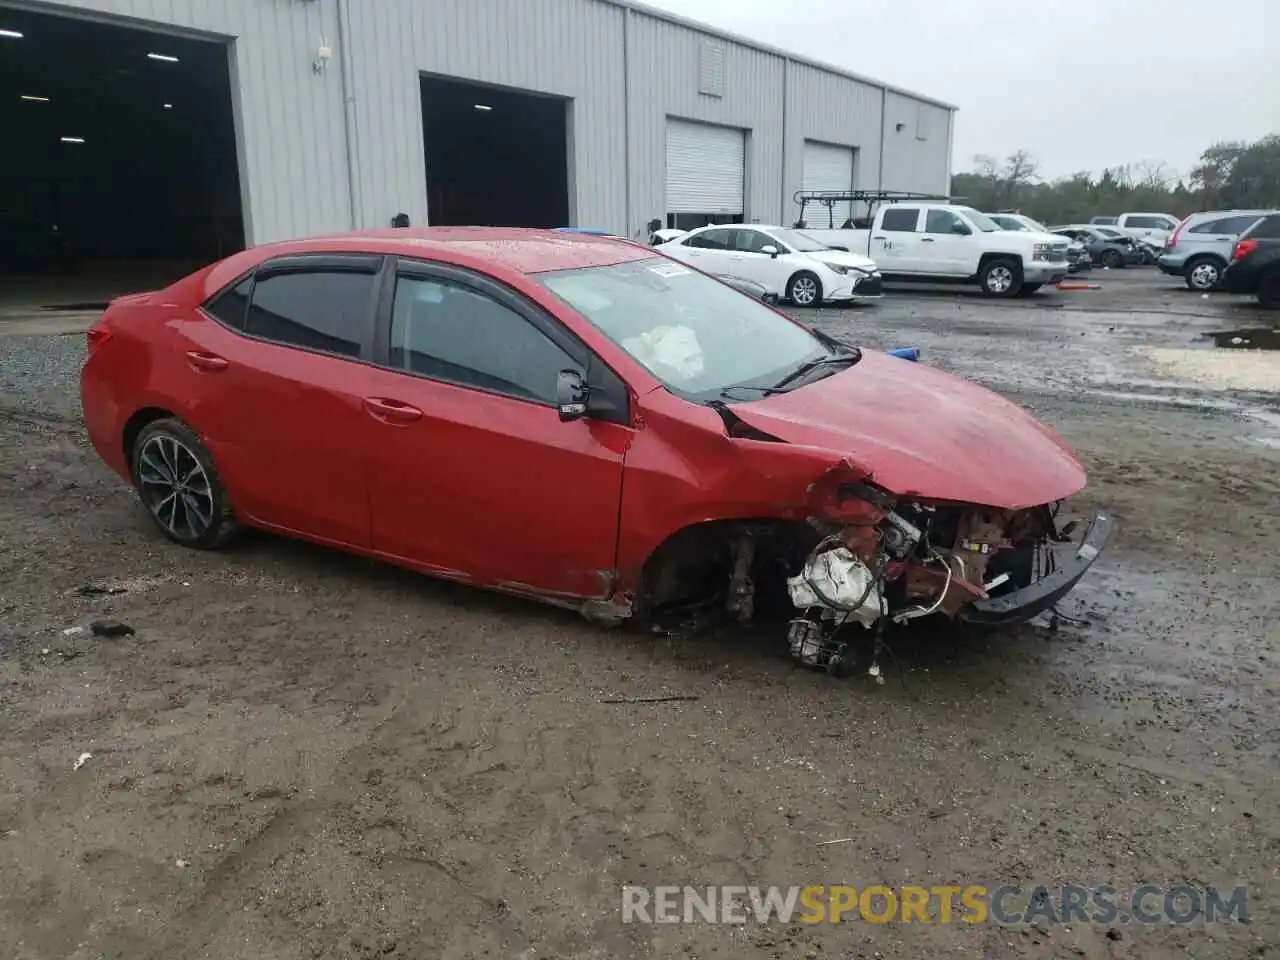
(81, 227, 1111, 676)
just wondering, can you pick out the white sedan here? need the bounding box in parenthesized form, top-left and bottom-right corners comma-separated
(657, 224, 882, 307)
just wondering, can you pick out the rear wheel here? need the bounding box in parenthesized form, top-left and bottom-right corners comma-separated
(130, 418, 238, 549)
(1184, 256, 1223, 291)
(980, 258, 1022, 298)
(787, 271, 823, 307)
(1258, 270, 1280, 310)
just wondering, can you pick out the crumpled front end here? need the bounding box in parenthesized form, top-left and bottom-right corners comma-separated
(784, 464, 1113, 680)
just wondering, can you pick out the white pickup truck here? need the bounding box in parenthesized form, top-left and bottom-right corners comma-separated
(802, 203, 1071, 297)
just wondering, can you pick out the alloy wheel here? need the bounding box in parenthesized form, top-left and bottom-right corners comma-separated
(791, 276, 818, 306)
(1189, 261, 1220, 290)
(987, 265, 1014, 294)
(137, 434, 215, 540)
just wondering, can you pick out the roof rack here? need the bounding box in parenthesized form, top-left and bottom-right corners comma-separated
(792, 190, 966, 229)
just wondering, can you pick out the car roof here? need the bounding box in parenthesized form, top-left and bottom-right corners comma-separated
(222, 227, 657, 279)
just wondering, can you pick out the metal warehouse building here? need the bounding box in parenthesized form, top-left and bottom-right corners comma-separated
(0, 0, 955, 279)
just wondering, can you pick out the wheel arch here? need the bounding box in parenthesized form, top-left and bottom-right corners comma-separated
(122, 406, 178, 472)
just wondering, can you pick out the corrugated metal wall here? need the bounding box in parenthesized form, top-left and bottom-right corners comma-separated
(783, 61, 883, 227)
(30, 0, 955, 245)
(880, 91, 953, 196)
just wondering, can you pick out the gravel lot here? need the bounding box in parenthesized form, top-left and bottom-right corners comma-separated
(1, 270, 1278, 959)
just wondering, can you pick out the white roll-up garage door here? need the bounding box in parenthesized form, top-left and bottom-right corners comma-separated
(801, 141, 856, 225)
(665, 119, 746, 215)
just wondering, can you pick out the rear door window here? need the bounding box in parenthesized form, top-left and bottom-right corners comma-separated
(245, 269, 377, 359)
(880, 208, 920, 232)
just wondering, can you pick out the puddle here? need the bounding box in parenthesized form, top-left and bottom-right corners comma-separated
(1201, 328, 1280, 350)
(39, 302, 109, 312)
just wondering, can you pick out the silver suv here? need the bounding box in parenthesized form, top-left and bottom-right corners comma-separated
(1157, 210, 1274, 291)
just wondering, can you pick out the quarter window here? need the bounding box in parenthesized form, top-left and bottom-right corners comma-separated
(880, 208, 920, 232)
(204, 277, 252, 330)
(244, 270, 374, 358)
(389, 276, 573, 405)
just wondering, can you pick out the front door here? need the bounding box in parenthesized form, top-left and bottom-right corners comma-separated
(179, 255, 383, 547)
(723, 228, 794, 295)
(361, 261, 630, 600)
(921, 208, 976, 276)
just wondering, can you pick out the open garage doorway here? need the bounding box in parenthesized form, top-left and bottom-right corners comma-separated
(0, 6, 243, 310)
(421, 75, 570, 228)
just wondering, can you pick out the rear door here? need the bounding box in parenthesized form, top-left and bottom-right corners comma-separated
(184, 254, 383, 546)
(873, 207, 924, 272)
(359, 258, 630, 599)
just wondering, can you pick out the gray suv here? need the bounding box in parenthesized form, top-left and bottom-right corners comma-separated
(1157, 210, 1274, 291)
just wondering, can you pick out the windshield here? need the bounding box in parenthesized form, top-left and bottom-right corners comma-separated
(991, 216, 1027, 231)
(768, 228, 831, 253)
(953, 207, 1001, 232)
(537, 258, 838, 400)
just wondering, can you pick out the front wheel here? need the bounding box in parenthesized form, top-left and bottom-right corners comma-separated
(787, 271, 823, 307)
(1100, 249, 1123, 269)
(980, 259, 1022, 298)
(131, 417, 239, 549)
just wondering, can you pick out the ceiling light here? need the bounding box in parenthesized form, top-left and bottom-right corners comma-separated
(163, 103, 173, 109)
(61, 137, 85, 144)
(147, 52, 179, 62)
(0, 29, 23, 39)
(474, 103, 493, 112)
(21, 95, 50, 102)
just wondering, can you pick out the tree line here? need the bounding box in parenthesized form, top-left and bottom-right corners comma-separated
(949, 134, 1280, 225)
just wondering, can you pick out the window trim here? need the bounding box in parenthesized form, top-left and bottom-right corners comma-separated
(373, 257, 632, 425)
(198, 253, 385, 364)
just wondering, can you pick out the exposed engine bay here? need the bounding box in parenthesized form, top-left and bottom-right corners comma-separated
(639, 476, 1109, 683)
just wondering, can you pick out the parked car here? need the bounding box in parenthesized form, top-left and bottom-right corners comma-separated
(1156, 210, 1273, 291)
(1220, 212, 1280, 308)
(1050, 225, 1143, 268)
(657, 224, 882, 307)
(802, 204, 1070, 298)
(1109, 212, 1182, 248)
(79, 227, 1111, 671)
(988, 213, 1091, 273)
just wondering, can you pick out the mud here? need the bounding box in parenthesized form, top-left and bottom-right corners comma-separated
(1, 271, 1278, 959)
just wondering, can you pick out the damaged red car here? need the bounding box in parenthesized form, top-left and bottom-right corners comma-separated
(80, 227, 1111, 676)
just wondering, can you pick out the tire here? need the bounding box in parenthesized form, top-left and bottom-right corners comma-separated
(787, 271, 823, 308)
(1100, 249, 1123, 269)
(1184, 256, 1224, 292)
(979, 258, 1022, 298)
(1258, 270, 1280, 310)
(130, 417, 239, 549)
(1017, 283, 1044, 297)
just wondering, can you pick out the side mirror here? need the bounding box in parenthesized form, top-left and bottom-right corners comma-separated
(761, 244, 780, 258)
(951, 222, 972, 235)
(557, 369, 589, 422)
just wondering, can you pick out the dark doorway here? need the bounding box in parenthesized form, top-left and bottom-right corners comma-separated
(0, 6, 243, 305)
(421, 74, 570, 228)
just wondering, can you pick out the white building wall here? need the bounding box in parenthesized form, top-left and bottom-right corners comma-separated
(28, 0, 956, 245)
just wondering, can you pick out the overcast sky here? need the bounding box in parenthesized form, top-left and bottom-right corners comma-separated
(643, 0, 1280, 183)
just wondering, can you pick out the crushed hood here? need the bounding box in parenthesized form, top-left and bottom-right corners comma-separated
(733, 349, 1087, 509)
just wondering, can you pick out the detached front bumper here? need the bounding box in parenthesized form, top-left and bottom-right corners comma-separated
(1024, 262, 1068, 284)
(959, 512, 1114, 627)
(827, 272, 884, 301)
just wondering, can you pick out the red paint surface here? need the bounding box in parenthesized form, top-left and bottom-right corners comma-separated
(81, 229, 1089, 610)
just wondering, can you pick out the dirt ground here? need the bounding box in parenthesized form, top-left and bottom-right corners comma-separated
(1, 271, 1278, 959)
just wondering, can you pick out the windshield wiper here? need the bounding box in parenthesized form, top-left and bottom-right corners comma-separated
(771, 352, 859, 391)
(718, 383, 787, 400)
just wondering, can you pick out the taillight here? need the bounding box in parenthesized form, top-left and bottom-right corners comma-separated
(86, 326, 113, 352)
(1167, 221, 1186, 250)
(1231, 238, 1259, 262)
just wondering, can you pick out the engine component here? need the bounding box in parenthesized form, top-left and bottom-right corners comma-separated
(786, 543, 884, 627)
(880, 509, 923, 558)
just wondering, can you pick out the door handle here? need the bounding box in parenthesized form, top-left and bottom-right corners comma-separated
(920, 238, 935, 243)
(363, 397, 423, 424)
(873, 236, 886, 240)
(186, 351, 228, 372)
